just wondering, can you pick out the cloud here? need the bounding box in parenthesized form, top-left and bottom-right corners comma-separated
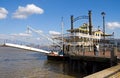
(12, 4, 44, 19)
(35, 30, 43, 33)
(106, 22, 120, 29)
(49, 31, 61, 35)
(0, 34, 9, 39)
(0, 7, 8, 19)
(11, 33, 32, 37)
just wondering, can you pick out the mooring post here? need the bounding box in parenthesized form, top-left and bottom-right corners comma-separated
(110, 47, 114, 66)
(92, 62, 97, 73)
(71, 15, 74, 33)
(110, 47, 117, 66)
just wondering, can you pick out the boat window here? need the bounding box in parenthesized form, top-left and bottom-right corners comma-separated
(96, 34, 97, 36)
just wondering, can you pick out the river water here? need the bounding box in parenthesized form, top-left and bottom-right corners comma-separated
(0, 47, 86, 78)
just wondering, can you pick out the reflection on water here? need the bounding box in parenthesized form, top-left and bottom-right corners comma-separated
(0, 47, 81, 78)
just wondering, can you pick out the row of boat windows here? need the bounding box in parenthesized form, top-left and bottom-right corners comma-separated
(95, 33, 102, 36)
(74, 32, 102, 36)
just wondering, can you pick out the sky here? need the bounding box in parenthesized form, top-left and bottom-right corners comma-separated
(0, 0, 120, 39)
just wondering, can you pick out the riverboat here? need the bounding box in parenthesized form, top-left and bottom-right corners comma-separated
(47, 11, 113, 60)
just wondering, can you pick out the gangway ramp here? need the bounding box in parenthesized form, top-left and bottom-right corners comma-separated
(4, 43, 50, 54)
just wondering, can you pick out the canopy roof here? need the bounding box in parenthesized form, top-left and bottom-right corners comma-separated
(67, 23, 113, 36)
(67, 23, 89, 32)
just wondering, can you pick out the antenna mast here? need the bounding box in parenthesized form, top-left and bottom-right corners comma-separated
(61, 17, 64, 50)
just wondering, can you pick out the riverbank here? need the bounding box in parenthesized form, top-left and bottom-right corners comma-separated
(84, 63, 120, 78)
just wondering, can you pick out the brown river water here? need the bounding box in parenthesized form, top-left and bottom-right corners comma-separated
(0, 47, 87, 78)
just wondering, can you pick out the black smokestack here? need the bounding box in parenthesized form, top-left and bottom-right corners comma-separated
(71, 15, 74, 33)
(88, 10, 92, 35)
